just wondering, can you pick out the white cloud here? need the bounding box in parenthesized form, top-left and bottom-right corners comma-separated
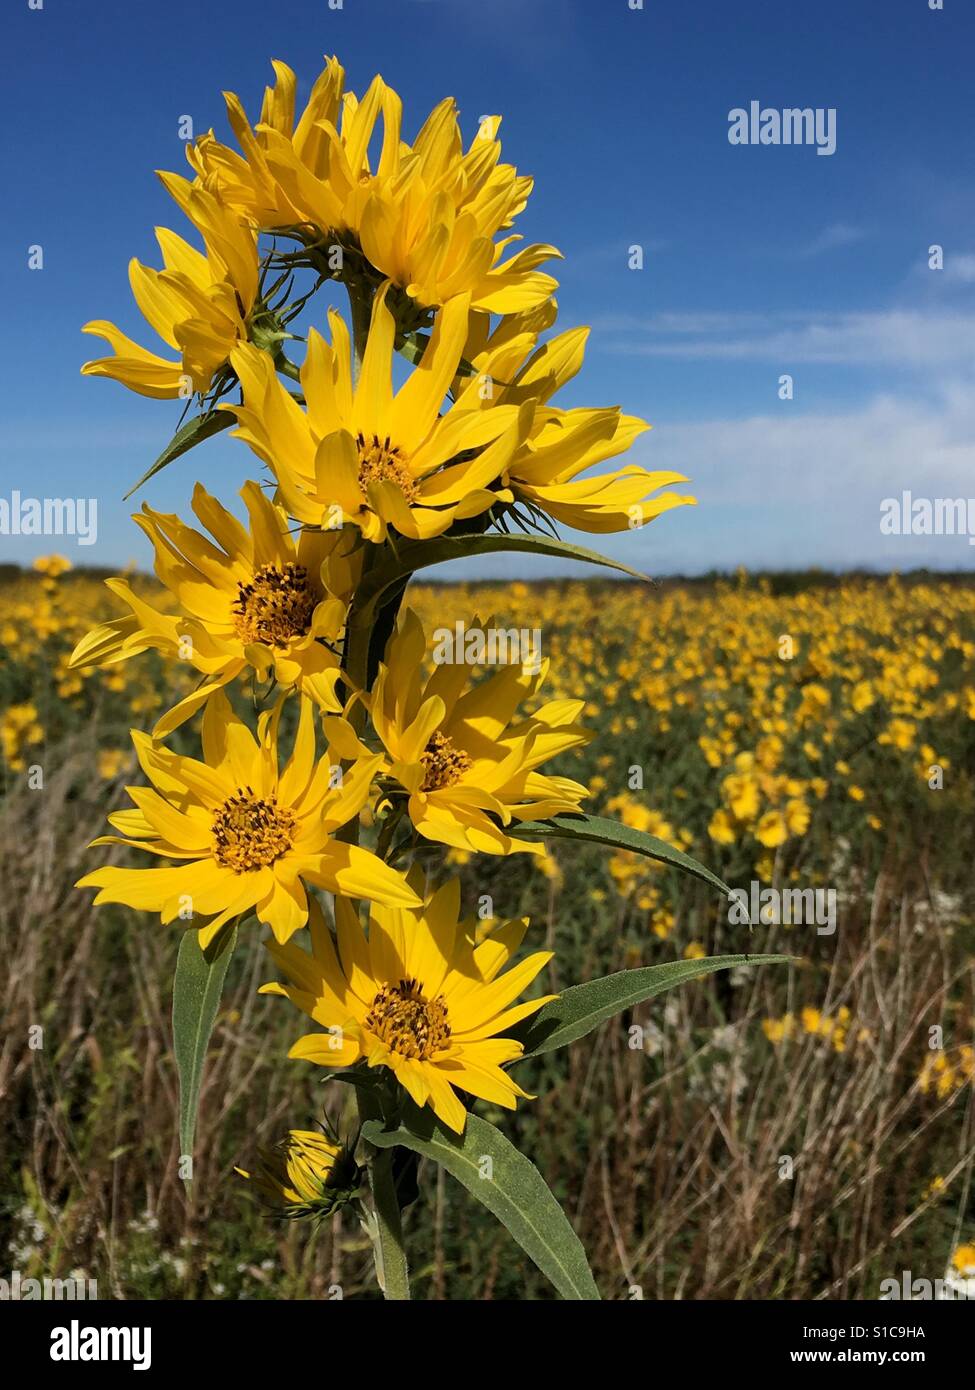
(943, 253, 975, 284)
(594, 308, 975, 368)
(439, 379, 975, 578)
(796, 222, 867, 257)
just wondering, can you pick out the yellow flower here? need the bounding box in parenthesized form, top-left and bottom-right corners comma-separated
(797, 683, 830, 723)
(784, 798, 810, 836)
(535, 848, 563, 883)
(850, 679, 875, 712)
(755, 735, 783, 771)
(454, 304, 695, 533)
(69, 482, 356, 734)
(328, 608, 591, 855)
(848, 784, 866, 802)
(76, 690, 419, 946)
(707, 808, 736, 845)
(917, 1046, 974, 1099)
(723, 771, 759, 822)
(1, 701, 44, 770)
(878, 718, 916, 751)
(82, 177, 259, 398)
(951, 1244, 975, 1276)
(651, 907, 675, 939)
(262, 881, 556, 1134)
(762, 1013, 796, 1045)
(683, 941, 705, 960)
(755, 810, 788, 848)
(32, 554, 72, 578)
(916, 744, 948, 780)
(236, 1128, 359, 1219)
(187, 57, 559, 314)
(97, 748, 128, 780)
(229, 289, 533, 543)
(606, 794, 676, 843)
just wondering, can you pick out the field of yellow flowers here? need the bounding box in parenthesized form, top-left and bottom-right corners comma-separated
(2, 561, 974, 1298)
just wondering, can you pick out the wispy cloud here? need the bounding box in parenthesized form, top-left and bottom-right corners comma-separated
(942, 253, 975, 285)
(444, 377, 975, 578)
(593, 308, 975, 369)
(796, 222, 867, 257)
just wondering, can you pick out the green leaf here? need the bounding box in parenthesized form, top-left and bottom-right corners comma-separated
(353, 533, 648, 628)
(397, 331, 484, 383)
(511, 953, 790, 1061)
(124, 409, 235, 499)
(362, 1108, 599, 1301)
(172, 924, 237, 1169)
(514, 812, 733, 897)
(396, 331, 430, 366)
(317, 1067, 386, 1091)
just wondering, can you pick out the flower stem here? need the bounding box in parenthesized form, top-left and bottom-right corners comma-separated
(338, 273, 411, 1300)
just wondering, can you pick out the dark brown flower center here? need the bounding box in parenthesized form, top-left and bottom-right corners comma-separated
(420, 731, 472, 792)
(232, 562, 315, 648)
(364, 977, 451, 1060)
(356, 432, 418, 504)
(212, 788, 297, 872)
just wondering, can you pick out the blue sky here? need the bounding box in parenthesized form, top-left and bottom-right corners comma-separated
(3, 0, 974, 577)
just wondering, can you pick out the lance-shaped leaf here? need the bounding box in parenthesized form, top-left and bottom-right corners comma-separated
(352, 534, 648, 630)
(511, 954, 790, 1061)
(362, 1108, 599, 1301)
(172, 924, 237, 1170)
(125, 409, 235, 499)
(514, 812, 733, 897)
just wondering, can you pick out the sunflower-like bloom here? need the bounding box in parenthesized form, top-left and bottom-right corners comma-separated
(186, 56, 559, 315)
(82, 175, 260, 400)
(76, 691, 420, 946)
(236, 1128, 360, 1220)
(68, 482, 360, 735)
(261, 880, 556, 1133)
(455, 303, 697, 532)
(228, 289, 532, 543)
(327, 609, 591, 855)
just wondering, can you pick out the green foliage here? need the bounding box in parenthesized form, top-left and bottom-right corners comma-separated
(173, 924, 238, 1170)
(363, 1108, 600, 1300)
(512, 954, 790, 1060)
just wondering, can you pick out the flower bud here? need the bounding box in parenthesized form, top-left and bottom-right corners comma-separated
(236, 1129, 361, 1220)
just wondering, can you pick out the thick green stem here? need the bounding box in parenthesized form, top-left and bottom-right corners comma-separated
(335, 269, 381, 852)
(337, 274, 412, 1299)
(273, 351, 302, 383)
